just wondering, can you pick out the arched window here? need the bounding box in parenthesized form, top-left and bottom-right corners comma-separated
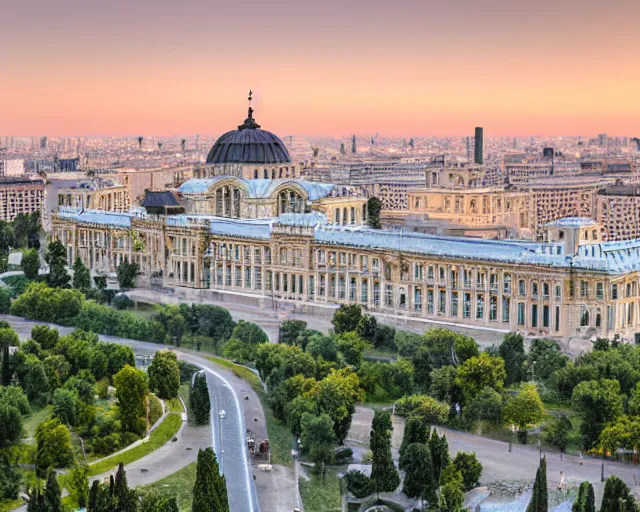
(335, 208, 340, 225)
(592, 229, 598, 240)
(254, 169, 259, 179)
(558, 230, 565, 240)
(595, 308, 602, 327)
(278, 189, 304, 215)
(580, 306, 590, 326)
(264, 168, 268, 179)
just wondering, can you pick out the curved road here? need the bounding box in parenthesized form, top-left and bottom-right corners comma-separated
(1, 314, 260, 512)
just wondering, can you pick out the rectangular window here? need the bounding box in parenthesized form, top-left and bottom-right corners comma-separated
(427, 289, 434, 314)
(611, 284, 618, 300)
(504, 274, 512, 293)
(531, 304, 538, 327)
(309, 276, 315, 299)
(476, 272, 485, 289)
(555, 305, 560, 331)
(427, 265, 434, 280)
(555, 285, 561, 301)
(264, 248, 271, 264)
(518, 280, 526, 296)
(439, 289, 446, 314)
(580, 281, 589, 298)
(385, 285, 393, 307)
(254, 248, 262, 264)
(517, 303, 525, 325)
(350, 277, 357, 301)
(414, 288, 422, 312)
(476, 294, 484, 319)
(451, 291, 458, 317)
(502, 297, 510, 322)
(596, 282, 603, 300)
(607, 305, 614, 330)
(463, 293, 471, 318)
(543, 305, 550, 328)
(490, 273, 498, 291)
(580, 306, 589, 326)
(361, 280, 368, 303)
(464, 269, 472, 288)
(319, 275, 326, 296)
(489, 296, 497, 321)
(244, 267, 251, 288)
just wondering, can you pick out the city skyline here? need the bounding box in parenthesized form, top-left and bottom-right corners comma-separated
(3, 0, 640, 137)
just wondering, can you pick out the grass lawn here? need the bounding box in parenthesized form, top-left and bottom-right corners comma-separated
(167, 395, 185, 414)
(87, 412, 183, 476)
(179, 384, 192, 421)
(137, 461, 196, 512)
(207, 356, 293, 466)
(22, 405, 52, 438)
(149, 394, 163, 426)
(299, 466, 344, 512)
(0, 498, 23, 512)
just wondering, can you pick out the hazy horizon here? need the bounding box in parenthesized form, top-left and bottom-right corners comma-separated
(3, 0, 639, 137)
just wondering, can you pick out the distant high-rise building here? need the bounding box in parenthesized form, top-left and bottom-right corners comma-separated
(351, 135, 357, 154)
(597, 133, 608, 147)
(465, 136, 471, 160)
(474, 127, 483, 164)
(40, 136, 48, 149)
(543, 147, 554, 159)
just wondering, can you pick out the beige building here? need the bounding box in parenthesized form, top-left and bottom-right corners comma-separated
(0, 177, 44, 221)
(50, 105, 640, 344)
(55, 178, 130, 211)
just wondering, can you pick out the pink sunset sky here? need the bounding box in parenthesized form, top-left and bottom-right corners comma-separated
(2, 0, 639, 137)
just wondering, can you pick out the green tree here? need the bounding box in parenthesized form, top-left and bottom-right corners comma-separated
(370, 410, 400, 496)
(499, 332, 526, 385)
(452, 451, 483, 491)
(13, 212, 41, 249)
(0, 454, 21, 500)
(355, 314, 377, 343)
(69, 464, 89, 508)
(31, 325, 59, 350)
(367, 197, 383, 229)
(278, 319, 307, 345)
(309, 368, 364, 443)
(45, 240, 70, 288)
(113, 364, 149, 435)
(543, 415, 572, 456)
(35, 418, 74, 477)
(399, 416, 429, 469)
(430, 365, 463, 405)
(1, 345, 10, 385)
(455, 352, 506, 399)
(230, 320, 268, 346)
(0, 288, 10, 314)
(300, 412, 337, 478)
(528, 338, 568, 382)
(0, 385, 30, 414)
(116, 260, 139, 290)
(114, 462, 138, 512)
(332, 304, 363, 334)
(52, 388, 78, 426)
(600, 475, 637, 512)
(429, 430, 450, 484)
(402, 443, 436, 504)
(438, 466, 465, 512)
(192, 448, 228, 512)
(572, 482, 596, 512)
(0, 402, 22, 448)
(72, 256, 92, 292)
(148, 350, 180, 400)
(336, 331, 367, 368)
(24, 357, 49, 403)
(305, 333, 338, 362)
(464, 386, 504, 425)
(44, 470, 62, 512)
(22, 248, 40, 279)
(190, 372, 211, 425)
(628, 382, 640, 415)
(140, 492, 179, 512)
(504, 384, 545, 441)
(526, 456, 548, 512)
(572, 379, 624, 449)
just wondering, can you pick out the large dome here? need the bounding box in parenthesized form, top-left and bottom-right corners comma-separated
(206, 102, 292, 165)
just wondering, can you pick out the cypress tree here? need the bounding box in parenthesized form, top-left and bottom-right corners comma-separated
(113, 462, 138, 512)
(370, 410, 400, 497)
(192, 448, 228, 512)
(44, 471, 62, 512)
(399, 416, 429, 470)
(89, 480, 100, 511)
(584, 482, 596, 512)
(1, 345, 10, 386)
(527, 456, 548, 512)
(190, 373, 211, 425)
(601, 475, 635, 512)
(402, 443, 436, 506)
(429, 430, 451, 485)
(573, 482, 596, 512)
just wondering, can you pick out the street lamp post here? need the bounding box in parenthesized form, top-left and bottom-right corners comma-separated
(219, 409, 226, 474)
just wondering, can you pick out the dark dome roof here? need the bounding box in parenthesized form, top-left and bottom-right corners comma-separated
(206, 104, 292, 165)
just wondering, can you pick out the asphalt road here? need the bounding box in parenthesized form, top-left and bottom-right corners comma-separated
(2, 314, 259, 512)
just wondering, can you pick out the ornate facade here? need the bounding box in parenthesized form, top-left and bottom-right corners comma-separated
(48, 100, 640, 344)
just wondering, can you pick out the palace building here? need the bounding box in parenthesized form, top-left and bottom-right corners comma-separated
(50, 99, 640, 344)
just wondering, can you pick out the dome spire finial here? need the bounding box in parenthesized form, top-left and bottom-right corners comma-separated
(239, 89, 261, 130)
